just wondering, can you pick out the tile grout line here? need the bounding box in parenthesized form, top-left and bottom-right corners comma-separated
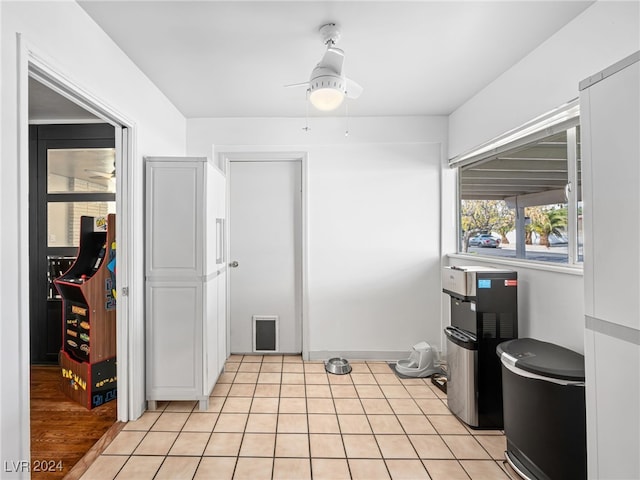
(359, 361, 394, 479)
(403, 373, 468, 474)
(376, 360, 476, 477)
(100, 355, 509, 480)
(237, 355, 260, 478)
(222, 355, 243, 479)
(156, 401, 197, 478)
(268, 356, 277, 480)
(303, 362, 314, 480)
(369, 361, 425, 474)
(327, 361, 353, 479)
(277, 355, 294, 470)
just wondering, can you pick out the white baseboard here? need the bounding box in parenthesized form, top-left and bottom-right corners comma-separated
(308, 351, 408, 362)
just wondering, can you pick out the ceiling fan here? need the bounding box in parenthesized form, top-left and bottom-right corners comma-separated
(287, 23, 363, 111)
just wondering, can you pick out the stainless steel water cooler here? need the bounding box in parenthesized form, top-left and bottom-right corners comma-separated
(442, 266, 518, 429)
(497, 338, 586, 480)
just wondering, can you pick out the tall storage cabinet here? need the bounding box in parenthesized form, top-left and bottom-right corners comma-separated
(145, 157, 227, 410)
(580, 52, 640, 479)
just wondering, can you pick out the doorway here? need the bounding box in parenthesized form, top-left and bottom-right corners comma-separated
(29, 123, 116, 364)
(228, 158, 304, 355)
(25, 70, 129, 476)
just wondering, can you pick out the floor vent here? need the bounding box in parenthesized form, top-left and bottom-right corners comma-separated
(253, 315, 279, 352)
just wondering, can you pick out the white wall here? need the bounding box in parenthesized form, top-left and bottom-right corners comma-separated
(188, 116, 447, 360)
(443, 1, 640, 355)
(449, 1, 640, 159)
(1, 1, 186, 473)
(444, 3, 639, 477)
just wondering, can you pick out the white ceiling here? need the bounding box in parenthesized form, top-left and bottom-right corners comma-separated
(68, 0, 593, 119)
(29, 78, 99, 122)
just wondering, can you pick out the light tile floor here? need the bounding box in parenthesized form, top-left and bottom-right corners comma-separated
(81, 355, 516, 479)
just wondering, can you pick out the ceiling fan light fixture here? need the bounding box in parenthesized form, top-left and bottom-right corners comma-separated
(285, 23, 361, 113)
(309, 86, 345, 111)
(308, 71, 346, 111)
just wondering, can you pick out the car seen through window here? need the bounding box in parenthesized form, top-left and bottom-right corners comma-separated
(469, 234, 501, 248)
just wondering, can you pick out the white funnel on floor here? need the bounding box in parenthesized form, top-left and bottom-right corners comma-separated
(395, 341, 439, 378)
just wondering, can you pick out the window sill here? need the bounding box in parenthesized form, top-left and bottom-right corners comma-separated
(447, 253, 584, 276)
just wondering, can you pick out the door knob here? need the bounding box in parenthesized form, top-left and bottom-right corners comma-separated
(229, 261, 239, 268)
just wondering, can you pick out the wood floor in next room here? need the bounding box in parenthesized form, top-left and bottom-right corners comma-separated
(80, 355, 518, 479)
(30, 365, 118, 480)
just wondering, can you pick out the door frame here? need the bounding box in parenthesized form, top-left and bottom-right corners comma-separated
(29, 124, 117, 365)
(16, 35, 141, 458)
(217, 150, 309, 360)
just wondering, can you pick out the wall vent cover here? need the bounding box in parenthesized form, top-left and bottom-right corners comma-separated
(253, 315, 279, 352)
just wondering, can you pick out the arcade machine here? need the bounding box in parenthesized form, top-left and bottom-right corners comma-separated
(54, 214, 116, 409)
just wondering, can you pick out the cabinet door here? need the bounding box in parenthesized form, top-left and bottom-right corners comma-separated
(145, 159, 205, 278)
(582, 59, 640, 329)
(146, 281, 203, 399)
(205, 275, 219, 393)
(215, 168, 228, 367)
(581, 54, 640, 480)
(217, 269, 228, 370)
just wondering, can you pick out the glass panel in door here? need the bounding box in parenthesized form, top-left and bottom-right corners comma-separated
(47, 148, 116, 193)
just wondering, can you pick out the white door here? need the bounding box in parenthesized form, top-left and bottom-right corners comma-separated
(229, 160, 302, 354)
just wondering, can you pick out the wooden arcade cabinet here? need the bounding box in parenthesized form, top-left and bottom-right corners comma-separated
(54, 214, 117, 409)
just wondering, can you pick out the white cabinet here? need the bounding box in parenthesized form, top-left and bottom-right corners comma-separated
(145, 157, 227, 410)
(580, 52, 640, 479)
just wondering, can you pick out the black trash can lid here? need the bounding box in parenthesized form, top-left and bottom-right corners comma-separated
(497, 338, 585, 381)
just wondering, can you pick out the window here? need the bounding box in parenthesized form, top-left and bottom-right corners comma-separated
(48, 201, 115, 247)
(47, 148, 116, 194)
(452, 101, 582, 266)
(47, 148, 116, 248)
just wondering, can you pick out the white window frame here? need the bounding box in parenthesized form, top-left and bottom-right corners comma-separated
(451, 100, 582, 269)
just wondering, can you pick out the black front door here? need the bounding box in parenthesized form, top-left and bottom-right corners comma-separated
(29, 124, 116, 364)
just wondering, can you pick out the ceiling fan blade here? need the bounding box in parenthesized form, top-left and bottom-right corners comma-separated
(319, 47, 344, 75)
(284, 82, 309, 88)
(345, 78, 363, 99)
(85, 169, 113, 178)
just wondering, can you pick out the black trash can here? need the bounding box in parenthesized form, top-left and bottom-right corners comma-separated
(497, 338, 586, 480)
